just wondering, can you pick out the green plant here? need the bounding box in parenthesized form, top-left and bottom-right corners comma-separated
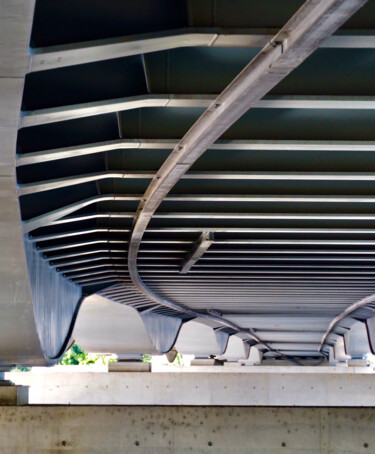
(172, 353, 184, 367)
(59, 343, 115, 365)
(10, 366, 31, 372)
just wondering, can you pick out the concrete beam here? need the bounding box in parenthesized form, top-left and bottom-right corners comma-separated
(6, 368, 375, 406)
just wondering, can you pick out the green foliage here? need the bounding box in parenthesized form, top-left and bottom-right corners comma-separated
(10, 366, 31, 372)
(142, 354, 152, 363)
(59, 343, 115, 366)
(142, 353, 185, 366)
(173, 352, 184, 367)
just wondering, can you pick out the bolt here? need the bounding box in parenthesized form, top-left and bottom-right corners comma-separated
(208, 441, 213, 447)
(281, 442, 286, 447)
(135, 441, 140, 446)
(364, 443, 369, 448)
(61, 441, 67, 447)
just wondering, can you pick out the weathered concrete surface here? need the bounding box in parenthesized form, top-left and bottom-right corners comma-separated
(6, 368, 375, 406)
(0, 406, 374, 453)
(0, 386, 28, 406)
(0, 0, 46, 366)
(108, 362, 151, 372)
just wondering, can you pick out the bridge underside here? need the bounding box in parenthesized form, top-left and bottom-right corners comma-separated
(3, 0, 375, 365)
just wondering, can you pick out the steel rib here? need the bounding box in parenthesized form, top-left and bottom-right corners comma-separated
(126, 0, 368, 356)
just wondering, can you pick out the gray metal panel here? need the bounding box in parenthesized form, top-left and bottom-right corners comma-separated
(24, 238, 82, 362)
(73, 294, 159, 355)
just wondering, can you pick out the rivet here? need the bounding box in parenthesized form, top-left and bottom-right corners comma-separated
(281, 442, 286, 447)
(364, 443, 369, 448)
(61, 441, 67, 447)
(135, 441, 140, 446)
(208, 441, 213, 447)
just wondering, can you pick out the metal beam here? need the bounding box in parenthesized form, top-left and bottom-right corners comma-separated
(38, 211, 375, 225)
(30, 228, 128, 242)
(38, 240, 127, 253)
(48, 253, 375, 270)
(43, 249, 375, 261)
(19, 171, 375, 196)
(17, 139, 375, 166)
(20, 95, 375, 127)
(29, 227, 375, 243)
(126, 0, 368, 353)
(28, 28, 375, 73)
(46, 249, 127, 261)
(57, 263, 375, 273)
(19, 171, 153, 195)
(20, 94, 213, 128)
(319, 293, 375, 351)
(145, 229, 375, 236)
(22, 194, 140, 233)
(61, 262, 375, 278)
(24, 193, 375, 233)
(180, 232, 214, 274)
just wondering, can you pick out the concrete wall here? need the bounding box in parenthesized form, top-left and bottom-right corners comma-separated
(0, 0, 84, 366)
(0, 406, 374, 453)
(0, 0, 47, 366)
(7, 367, 375, 406)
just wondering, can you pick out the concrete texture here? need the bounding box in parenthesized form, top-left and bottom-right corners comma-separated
(0, 386, 28, 406)
(0, 406, 374, 453)
(0, 0, 82, 366)
(0, 0, 46, 366)
(6, 368, 375, 406)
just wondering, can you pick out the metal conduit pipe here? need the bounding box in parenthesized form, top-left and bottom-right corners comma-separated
(127, 0, 368, 357)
